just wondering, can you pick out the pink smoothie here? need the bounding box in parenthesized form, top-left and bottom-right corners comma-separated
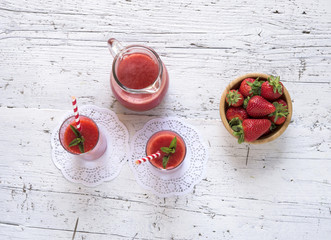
(146, 131, 186, 170)
(111, 53, 169, 111)
(63, 116, 99, 154)
(117, 53, 159, 89)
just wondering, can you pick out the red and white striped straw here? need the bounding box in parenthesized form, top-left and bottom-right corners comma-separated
(71, 96, 81, 131)
(135, 151, 161, 165)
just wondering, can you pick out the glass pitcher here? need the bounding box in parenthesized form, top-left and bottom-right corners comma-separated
(108, 38, 169, 111)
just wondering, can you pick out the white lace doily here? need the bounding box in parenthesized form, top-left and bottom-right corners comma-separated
(51, 105, 129, 187)
(129, 118, 208, 197)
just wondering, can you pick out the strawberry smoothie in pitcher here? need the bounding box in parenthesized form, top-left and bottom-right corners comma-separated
(108, 38, 169, 111)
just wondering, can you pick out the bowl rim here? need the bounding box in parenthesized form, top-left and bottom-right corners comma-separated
(219, 73, 293, 144)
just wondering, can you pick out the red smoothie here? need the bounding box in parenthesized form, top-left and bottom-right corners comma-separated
(146, 131, 186, 170)
(63, 116, 99, 154)
(111, 51, 169, 111)
(117, 53, 159, 89)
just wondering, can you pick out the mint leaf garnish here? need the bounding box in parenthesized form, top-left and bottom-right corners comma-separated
(162, 156, 170, 169)
(70, 125, 81, 137)
(161, 136, 177, 169)
(160, 147, 171, 154)
(78, 143, 84, 153)
(169, 137, 177, 149)
(69, 138, 81, 147)
(69, 125, 85, 153)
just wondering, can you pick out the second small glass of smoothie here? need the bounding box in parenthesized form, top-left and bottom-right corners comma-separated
(146, 130, 186, 171)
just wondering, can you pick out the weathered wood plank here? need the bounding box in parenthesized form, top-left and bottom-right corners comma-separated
(0, 108, 330, 239)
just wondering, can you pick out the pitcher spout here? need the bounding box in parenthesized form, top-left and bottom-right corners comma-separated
(143, 77, 162, 94)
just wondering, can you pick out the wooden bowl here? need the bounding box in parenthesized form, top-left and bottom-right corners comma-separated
(219, 73, 292, 144)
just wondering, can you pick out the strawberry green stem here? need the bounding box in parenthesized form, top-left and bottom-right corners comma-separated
(246, 78, 263, 96)
(268, 75, 283, 94)
(226, 90, 242, 106)
(229, 117, 244, 144)
(268, 102, 288, 122)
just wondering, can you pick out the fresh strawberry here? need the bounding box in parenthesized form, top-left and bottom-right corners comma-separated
(268, 99, 289, 125)
(230, 118, 272, 143)
(246, 96, 276, 118)
(226, 107, 248, 122)
(261, 75, 284, 101)
(269, 116, 285, 125)
(226, 90, 244, 107)
(276, 99, 287, 106)
(239, 78, 263, 97)
(262, 122, 277, 136)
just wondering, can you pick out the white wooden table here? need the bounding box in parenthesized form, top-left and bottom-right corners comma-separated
(1, 0, 331, 239)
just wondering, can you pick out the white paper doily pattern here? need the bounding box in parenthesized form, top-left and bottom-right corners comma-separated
(129, 118, 208, 197)
(51, 105, 129, 187)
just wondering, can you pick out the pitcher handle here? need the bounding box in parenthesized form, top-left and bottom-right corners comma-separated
(108, 38, 123, 57)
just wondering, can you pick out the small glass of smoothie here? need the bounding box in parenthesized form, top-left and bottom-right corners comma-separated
(59, 115, 107, 160)
(146, 130, 186, 171)
(108, 38, 169, 111)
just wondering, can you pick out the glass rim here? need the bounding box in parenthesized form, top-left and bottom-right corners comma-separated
(58, 115, 100, 156)
(145, 130, 187, 171)
(112, 45, 163, 94)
